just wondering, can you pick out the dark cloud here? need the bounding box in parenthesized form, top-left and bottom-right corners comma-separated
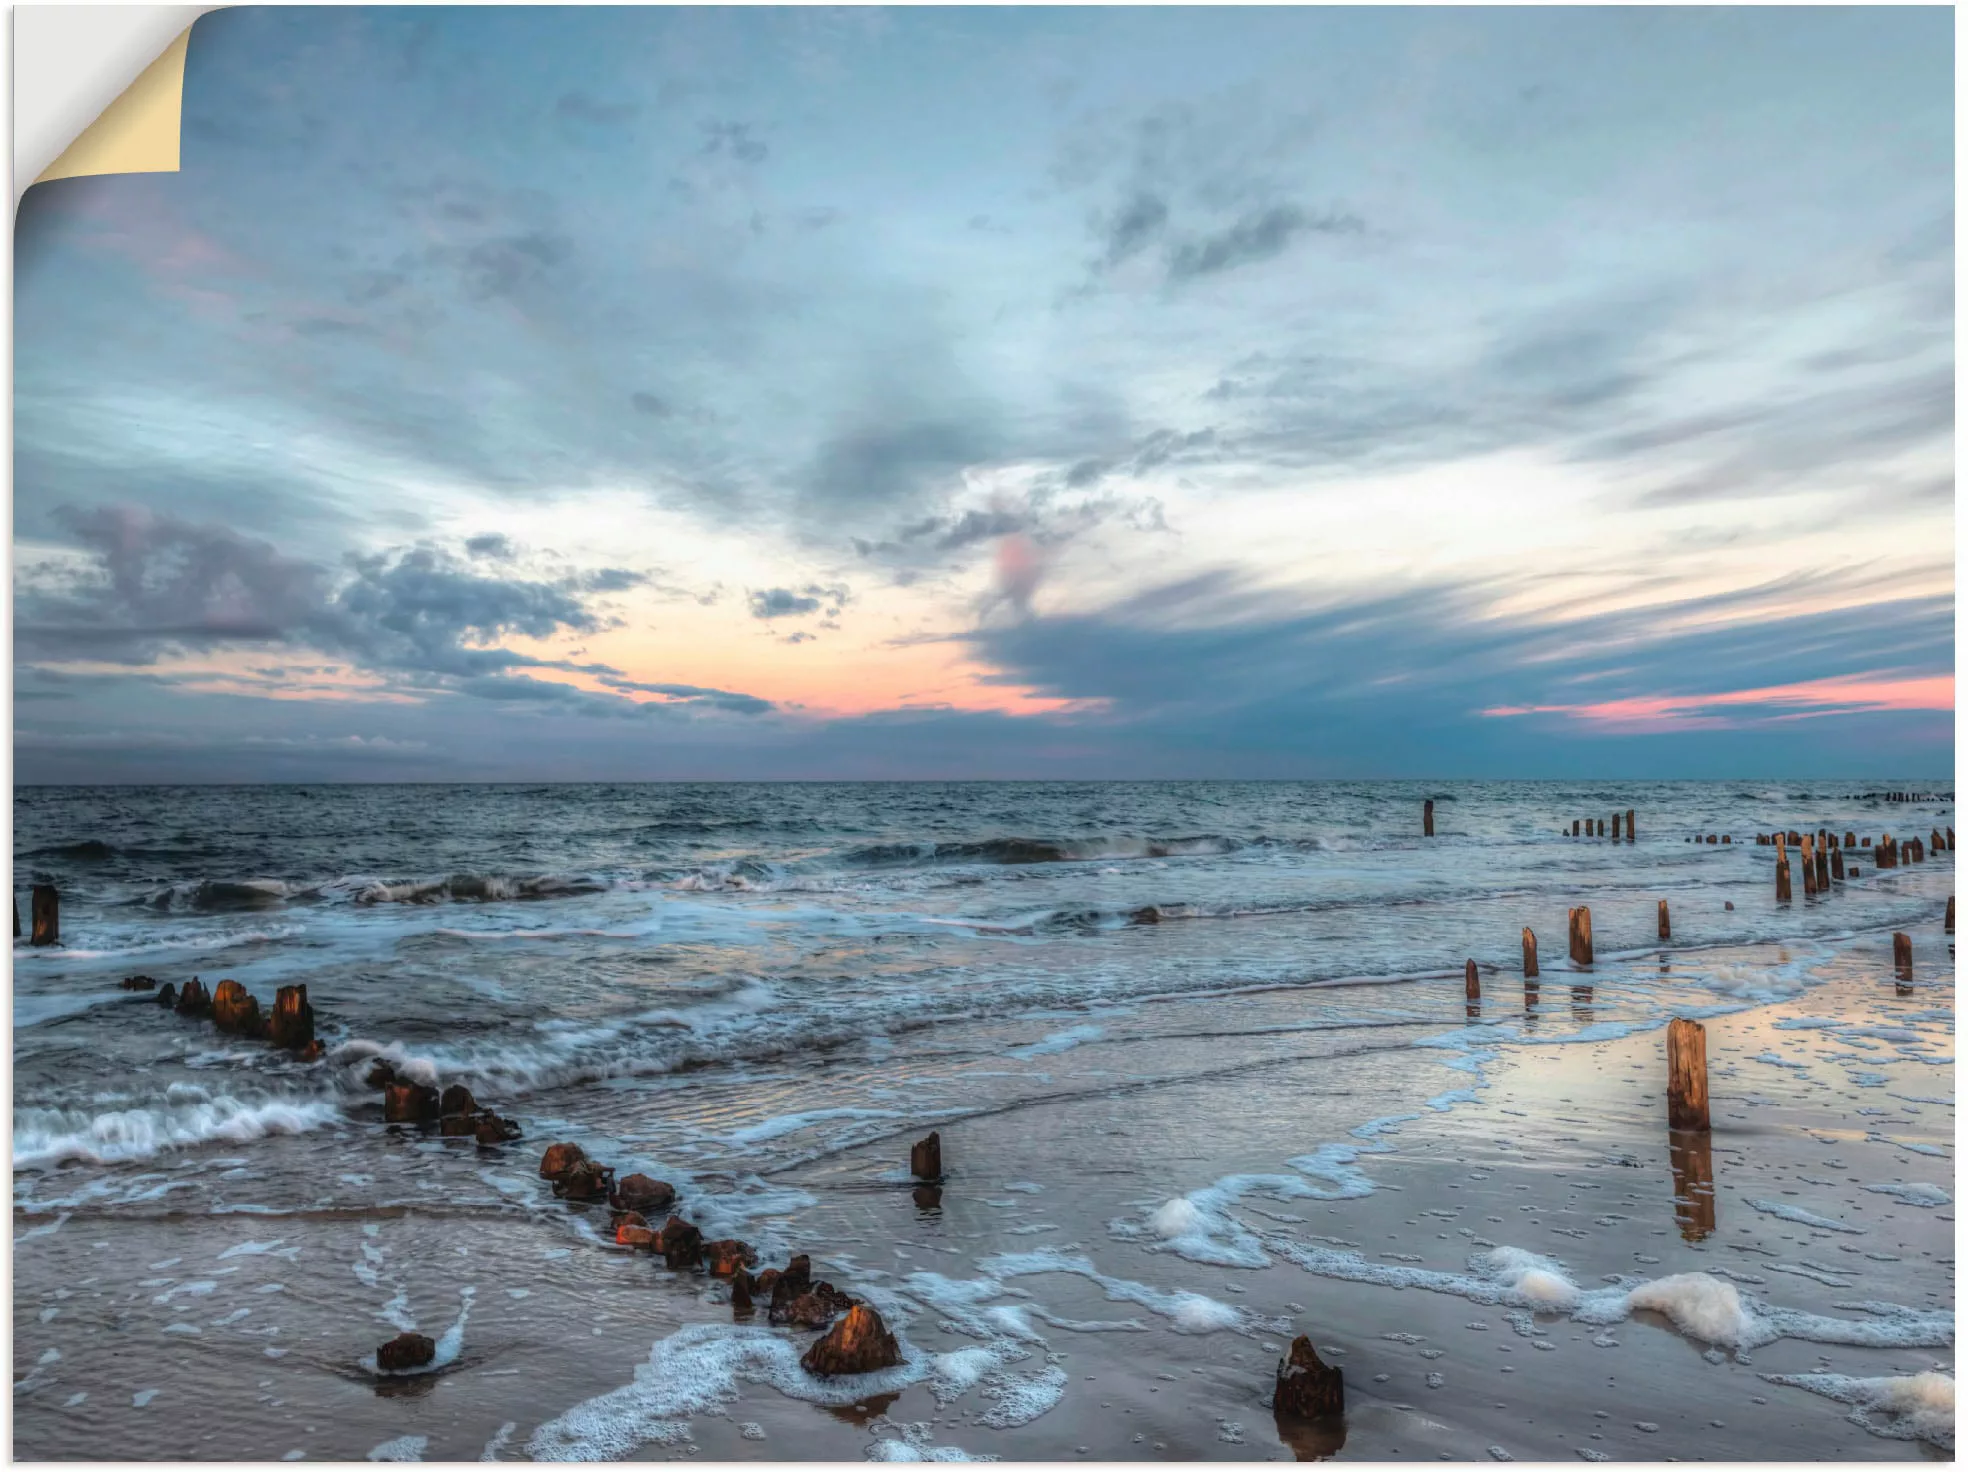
(459, 230, 572, 301)
(1165, 204, 1361, 281)
(701, 120, 768, 164)
(1097, 190, 1169, 269)
(629, 391, 671, 418)
(747, 582, 849, 620)
(465, 533, 516, 560)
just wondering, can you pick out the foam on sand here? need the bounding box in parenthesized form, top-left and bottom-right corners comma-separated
(1762, 1371, 1954, 1450)
(1860, 1182, 1951, 1206)
(1623, 1274, 1755, 1347)
(528, 1322, 930, 1461)
(366, 1436, 429, 1461)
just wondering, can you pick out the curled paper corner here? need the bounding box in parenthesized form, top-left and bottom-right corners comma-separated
(18, 6, 219, 202)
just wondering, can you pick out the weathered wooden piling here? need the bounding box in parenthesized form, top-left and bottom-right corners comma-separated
(1801, 836, 1818, 896)
(29, 885, 59, 947)
(1598, 819, 1606, 837)
(1423, 799, 1433, 838)
(1572, 820, 1581, 837)
(1666, 1018, 1709, 1132)
(1464, 959, 1480, 1002)
(911, 1131, 943, 1182)
(1627, 809, 1636, 841)
(1775, 838, 1792, 902)
(1948, 827, 1955, 851)
(1892, 932, 1913, 980)
(1845, 831, 1856, 849)
(1611, 812, 1621, 840)
(1706, 834, 1717, 844)
(12, 897, 17, 939)
(1521, 927, 1538, 979)
(211, 980, 262, 1036)
(1567, 906, 1592, 967)
(1946, 896, 1955, 934)
(1935, 829, 1947, 854)
(269, 985, 315, 1051)
(1274, 1336, 1344, 1420)
(1814, 843, 1828, 889)
(1657, 899, 1670, 940)
(1831, 847, 1845, 881)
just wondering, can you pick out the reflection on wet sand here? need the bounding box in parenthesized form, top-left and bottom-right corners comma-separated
(826, 1390, 901, 1426)
(1571, 984, 1593, 1025)
(1274, 1407, 1348, 1461)
(1669, 1127, 1716, 1241)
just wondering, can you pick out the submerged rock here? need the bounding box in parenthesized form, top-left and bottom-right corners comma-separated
(539, 1142, 587, 1181)
(611, 1173, 677, 1217)
(438, 1084, 478, 1118)
(704, 1239, 756, 1278)
(773, 1281, 854, 1329)
(296, 1040, 325, 1065)
(473, 1112, 521, 1145)
(616, 1222, 657, 1249)
(382, 1082, 441, 1124)
(730, 1267, 756, 1316)
(155, 983, 178, 1009)
(1273, 1336, 1344, 1420)
(553, 1160, 614, 1203)
(211, 980, 262, 1036)
(656, 1215, 703, 1269)
(119, 974, 161, 991)
(800, 1305, 901, 1376)
(375, 1332, 436, 1373)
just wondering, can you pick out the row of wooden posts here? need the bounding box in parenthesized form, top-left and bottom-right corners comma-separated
(1419, 801, 1639, 839)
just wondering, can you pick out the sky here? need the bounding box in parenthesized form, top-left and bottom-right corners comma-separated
(12, 5, 1955, 783)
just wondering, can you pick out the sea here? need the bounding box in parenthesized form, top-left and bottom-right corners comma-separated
(11, 780, 1958, 1461)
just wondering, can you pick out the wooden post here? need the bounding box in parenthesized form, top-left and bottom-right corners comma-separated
(1274, 1336, 1344, 1422)
(1845, 831, 1856, 849)
(1572, 819, 1581, 837)
(1598, 819, 1606, 837)
(1611, 812, 1621, 840)
(11, 896, 17, 940)
(1892, 932, 1913, 980)
(1423, 799, 1434, 838)
(1464, 958, 1480, 1001)
(1948, 827, 1954, 851)
(1626, 808, 1635, 842)
(1521, 927, 1539, 979)
(29, 885, 59, 947)
(1775, 838, 1792, 902)
(1567, 906, 1593, 966)
(1945, 896, 1954, 934)
(1934, 829, 1945, 854)
(1815, 843, 1828, 889)
(911, 1131, 943, 1182)
(1666, 1018, 1709, 1131)
(1657, 899, 1670, 940)
(1801, 836, 1818, 896)
(1831, 847, 1844, 881)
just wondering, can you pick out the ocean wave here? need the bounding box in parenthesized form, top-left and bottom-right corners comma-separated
(839, 834, 1248, 869)
(139, 879, 295, 911)
(13, 1088, 342, 1169)
(135, 871, 618, 910)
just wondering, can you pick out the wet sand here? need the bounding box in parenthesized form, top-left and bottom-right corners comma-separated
(13, 924, 1954, 1461)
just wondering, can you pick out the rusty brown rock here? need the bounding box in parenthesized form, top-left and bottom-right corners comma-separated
(753, 1268, 782, 1300)
(439, 1113, 479, 1137)
(439, 1084, 478, 1117)
(383, 1082, 440, 1124)
(704, 1239, 757, 1278)
(473, 1112, 520, 1145)
(211, 980, 262, 1036)
(616, 1224, 657, 1249)
(730, 1266, 756, 1316)
(800, 1304, 901, 1376)
(778, 1254, 812, 1297)
(375, 1332, 436, 1373)
(539, 1142, 588, 1180)
(611, 1173, 677, 1217)
(175, 977, 212, 1017)
(268, 985, 315, 1051)
(910, 1131, 942, 1182)
(656, 1215, 703, 1268)
(365, 1059, 398, 1090)
(775, 1280, 854, 1329)
(554, 1160, 615, 1203)
(1274, 1335, 1344, 1420)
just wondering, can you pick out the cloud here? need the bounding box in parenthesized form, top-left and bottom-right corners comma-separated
(1097, 190, 1169, 269)
(465, 532, 516, 560)
(1165, 204, 1361, 281)
(555, 92, 637, 126)
(701, 120, 768, 164)
(747, 582, 849, 620)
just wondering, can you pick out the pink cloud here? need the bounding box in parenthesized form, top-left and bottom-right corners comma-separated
(1482, 671, 1954, 733)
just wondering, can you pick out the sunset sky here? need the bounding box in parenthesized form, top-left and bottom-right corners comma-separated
(14, 6, 1954, 782)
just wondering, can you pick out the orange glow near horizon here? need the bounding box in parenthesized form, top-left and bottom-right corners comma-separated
(1483, 671, 1954, 732)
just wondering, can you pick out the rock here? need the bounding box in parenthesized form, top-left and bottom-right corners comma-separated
(1129, 905, 1161, 925)
(211, 980, 262, 1036)
(753, 1268, 781, 1300)
(155, 983, 178, 1009)
(611, 1209, 648, 1232)
(120, 974, 161, 991)
(773, 1281, 853, 1329)
(439, 1084, 478, 1117)
(616, 1224, 657, 1249)
(704, 1239, 756, 1278)
(611, 1173, 677, 1217)
(730, 1266, 755, 1316)
(800, 1305, 901, 1376)
(365, 1059, 398, 1090)
(375, 1332, 436, 1373)
(778, 1254, 812, 1297)
(473, 1113, 521, 1145)
(539, 1142, 587, 1181)
(1273, 1336, 1344, 1420)
(553, 1160, 614, 1203)
(268, 984, 315, 1051)
(382, 1082, 440, 1124)
(910, 1131, 942, 1182)
(174, 977, 212, 1018)
(297, 1040, 325, 1065)
(656, 1215, 703, 1268)
(439, 1113, 479, 1137)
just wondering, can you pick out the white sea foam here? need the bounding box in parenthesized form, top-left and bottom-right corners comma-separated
(528, 1323, 929, 1461)
(1007, 1025, 1103, 1060)
(729, 1108, 903, 1145)
(1746, 1199, 1865, 1233)
(1623, 1274, 1755, 1347)
(1861, 1182, 1951, 1206)
(366, 1435, 429, 1461)
(1763, 1371, 1954, 1449)
(14, 1094, 341, 1169)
